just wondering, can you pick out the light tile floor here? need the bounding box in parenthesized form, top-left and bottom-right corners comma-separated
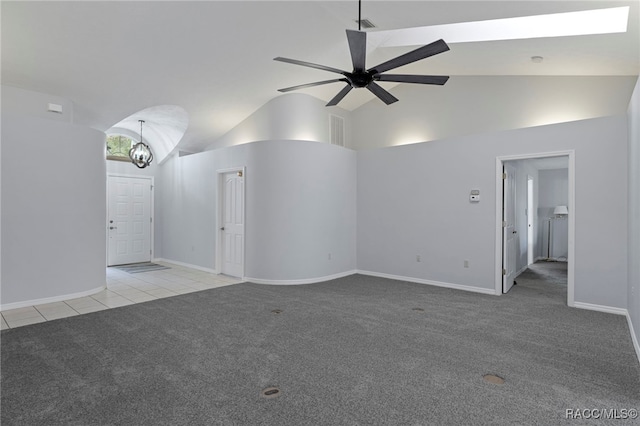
(0, 261, 243, 330)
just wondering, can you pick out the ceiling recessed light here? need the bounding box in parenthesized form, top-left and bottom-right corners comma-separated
(531, 56, 544, 63)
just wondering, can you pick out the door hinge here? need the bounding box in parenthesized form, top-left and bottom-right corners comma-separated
(502, 173, 507, 180)
(150, 185, 154, 190)
(150, 217, 153, 223)
(502, 221, 507, 227)
(502, 269, 506, 275)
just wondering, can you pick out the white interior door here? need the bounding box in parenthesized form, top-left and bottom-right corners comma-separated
(503, 163, 517, 293)
(108, 176, 152, 266)
(220, 171, 244, 277)
(527, 176, 534, 265)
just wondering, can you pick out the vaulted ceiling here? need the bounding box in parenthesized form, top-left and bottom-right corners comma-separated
(2, 1, 638, 155)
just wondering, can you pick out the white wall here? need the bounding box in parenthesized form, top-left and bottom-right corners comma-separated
(158, 140, 357, 282)
(628, 77, 640, 355)
(357, 116, 628, 308)
(351, 76, 637, 150)
(204, 93, 352, 151)
(1, 112, 107, 307)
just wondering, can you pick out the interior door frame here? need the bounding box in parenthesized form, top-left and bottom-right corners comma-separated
(216, 167, 246, 278)
(495, 151, 575, 307)
(106, 173, 155, 266)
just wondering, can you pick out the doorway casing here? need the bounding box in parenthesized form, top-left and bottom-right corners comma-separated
(495, 151, 575, 306)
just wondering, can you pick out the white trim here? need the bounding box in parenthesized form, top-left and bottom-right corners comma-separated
(495, 150, 575, 308)
(107, 174, 155, 264)
(1, 285, 106, 311)
(246, 270, 357, 285)
(153, 258, 217, 274)
(358, 270, 497, 295)
(625, 312, 640, 366)
(573, 301, 627, 316)
(216, 167, 246, 279)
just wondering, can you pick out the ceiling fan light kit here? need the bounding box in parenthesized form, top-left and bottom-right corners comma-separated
(275, 0, 450, 106)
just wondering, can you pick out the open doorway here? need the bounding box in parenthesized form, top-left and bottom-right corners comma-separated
(495, 151, 575, 306)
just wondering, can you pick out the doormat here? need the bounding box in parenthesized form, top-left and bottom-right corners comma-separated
(113, 262, 170, 274)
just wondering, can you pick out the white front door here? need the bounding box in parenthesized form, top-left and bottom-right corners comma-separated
(220, 171, 244, 277)
(107, 176, 152, 266)
(503, 163, 517, 293)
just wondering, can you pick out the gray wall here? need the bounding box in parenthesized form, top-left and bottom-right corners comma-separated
(158, 140, 357, 281)
(350, 76, 638, 151)
(204, 93, 352, 151)
(1, 111, 106, 307)
(357, 116, 628, 308)
(628, 77, 640, 355)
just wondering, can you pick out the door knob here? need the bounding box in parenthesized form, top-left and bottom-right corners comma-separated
(512, 230, 517, 234)
(109, 226, 117, 230)
(220, 227, 225, 231)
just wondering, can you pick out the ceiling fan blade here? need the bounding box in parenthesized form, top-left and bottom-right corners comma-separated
(376, 74, 449, 85)
(368, 39, 450, 74)
(366, 82, 399, 105)
(274, 57, 347, 75)
(278, 79, 348, 93)
(346, 30, 367, 72)
(326, 84, 353, 107)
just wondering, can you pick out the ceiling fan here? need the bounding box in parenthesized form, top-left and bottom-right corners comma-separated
(274, 1, 450, 106)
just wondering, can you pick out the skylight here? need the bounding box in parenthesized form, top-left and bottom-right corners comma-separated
(370, 7, 629, 47)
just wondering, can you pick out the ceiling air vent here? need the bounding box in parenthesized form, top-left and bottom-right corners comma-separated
(354, 19, 376, 29)
(330, 115, 345, 147)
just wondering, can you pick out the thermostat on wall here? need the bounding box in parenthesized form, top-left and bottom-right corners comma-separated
(470, 189, 480, 202)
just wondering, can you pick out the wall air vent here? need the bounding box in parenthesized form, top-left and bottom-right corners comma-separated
(330, 115, 345, 147)
(354, 19, 376, 29)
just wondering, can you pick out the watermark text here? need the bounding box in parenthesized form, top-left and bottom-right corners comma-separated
(565, 408, 638, 420)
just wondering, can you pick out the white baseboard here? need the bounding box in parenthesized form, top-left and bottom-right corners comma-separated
(1, 285, 106, 311)
(246, 270, 357, 285)
(573, 301, 628, 316)
(153, 258, 217, 274)
(357, 270, 497, 295)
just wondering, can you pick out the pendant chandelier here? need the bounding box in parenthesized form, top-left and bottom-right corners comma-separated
(129, 119, 153, 168)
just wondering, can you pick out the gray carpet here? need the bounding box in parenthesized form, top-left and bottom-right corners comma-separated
(113, 262, 170, 274)
(2, 266, 639, 425)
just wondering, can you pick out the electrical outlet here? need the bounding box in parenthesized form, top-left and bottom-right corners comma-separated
(416, 255, 421, 262)
(464, 260, 469, 268)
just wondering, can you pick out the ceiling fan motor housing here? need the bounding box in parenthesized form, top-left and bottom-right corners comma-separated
(347, 71, 374, 88)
